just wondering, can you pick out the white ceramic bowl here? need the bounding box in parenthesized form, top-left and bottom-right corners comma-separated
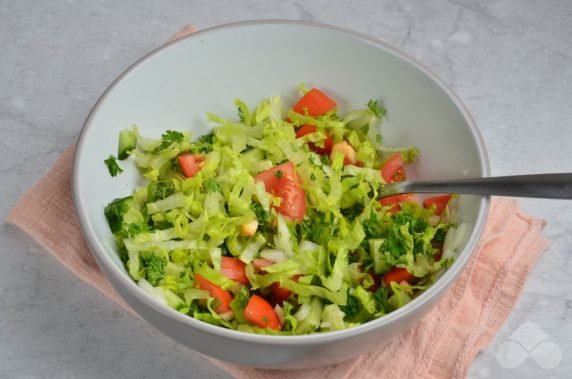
(73, 20, 490, 369)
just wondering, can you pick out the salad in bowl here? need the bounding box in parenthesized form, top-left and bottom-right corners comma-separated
(103, 86, 466, 335)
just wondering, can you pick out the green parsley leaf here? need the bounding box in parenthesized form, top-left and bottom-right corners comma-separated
(274, 170, 284, 179)
(368, 99, 386, 118)
(340, 292, 361, 318)
(190, 132, 215, 154)
(373, 287, 390, 314)
(147, 181, 175, 202)
(250, 202, 271, 233)
(362, 210, 384, 240)
(204, 178, 221, 193)
(341, 203, 365, 220)
(104, 155, 123, 177)
(298, 214, 332, 245)
(229, 286, 250, 324)
(142, 253, 165, 286)
(152, 130, 184, 153)
(124, 223, 149, 237)
(433, 227, 447, 244)
(199, 132, 214, 145)
(251, 203, 268, 223)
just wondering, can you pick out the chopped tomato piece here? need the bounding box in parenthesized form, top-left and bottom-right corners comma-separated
(254, 161, 306, 221)
(295, 124, 333, 155)
(244, 294, 281, 330)
(383, 267, 414, 288)
(221, 257, 249, 285)
(270, 275, 302, 304)
(379, 193, 417, 214)
(177, 153, 204, 178)
(381, 153, 406, 183)
(423, 194, 453, 216)
(292, 88, 336, 117)
(270, 283, 291, 305)
(195, 273, 232, 313)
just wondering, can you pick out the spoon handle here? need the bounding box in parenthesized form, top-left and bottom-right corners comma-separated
(383, 173, 572, 199)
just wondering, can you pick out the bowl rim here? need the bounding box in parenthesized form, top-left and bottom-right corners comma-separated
(73, 19, 491, 345)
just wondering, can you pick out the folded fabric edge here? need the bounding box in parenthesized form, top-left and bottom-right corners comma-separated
(5, 145, 137, 316)
(453, 225, 550, 377)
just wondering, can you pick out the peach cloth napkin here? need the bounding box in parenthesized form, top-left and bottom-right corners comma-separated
(6, 26, 550, 379)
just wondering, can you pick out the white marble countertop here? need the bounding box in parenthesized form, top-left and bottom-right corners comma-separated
(2, 1, 571, 378)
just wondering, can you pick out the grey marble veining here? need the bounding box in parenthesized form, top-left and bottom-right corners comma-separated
(1, 1, 571, 378)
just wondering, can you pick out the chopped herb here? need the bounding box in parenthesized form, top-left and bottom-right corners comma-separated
(229, 287, 250, 324)
(340, 292, 361, 318)
(190, 132, 215, 154)
(341, 202, 365, 219)
(251, 203, 268, 223)
(274, 170, 284, 179)
(124, 223, 148, 237)
(363, 210, 384, 240)
(204, 178, 221, 193)
(373, 287, 390, 314)
(368, 99, 386, 118)
(250, 202, 270, 233)
(142, 253, 165, 286)
(298, 214, 331, 245)
(199, 132, 214, 145)
(433, 227, 447, 244)
(147, 181, 175, 202)
(104, 155, 123, 177)
(152, 130, 184, 153)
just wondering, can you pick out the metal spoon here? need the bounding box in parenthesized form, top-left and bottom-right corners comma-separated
(379, 173, 572, 199)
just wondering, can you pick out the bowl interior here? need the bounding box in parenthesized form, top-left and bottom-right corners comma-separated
(75, 21, 488, 333)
